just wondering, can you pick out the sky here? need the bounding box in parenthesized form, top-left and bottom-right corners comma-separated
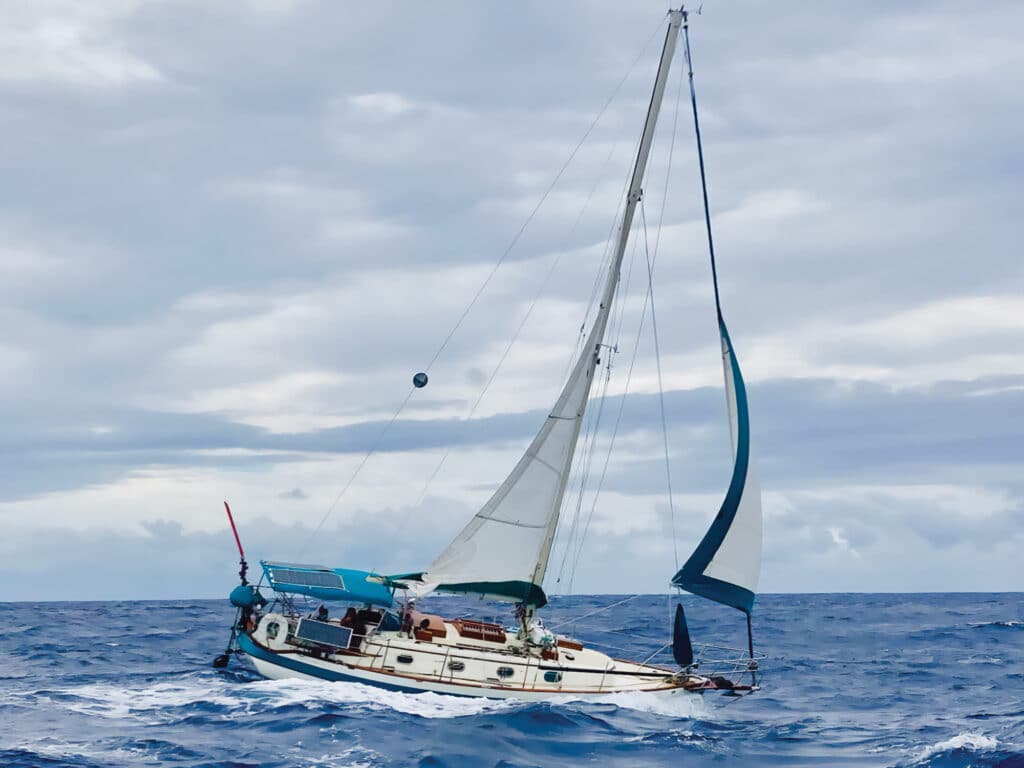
(1, 1, 1022, 601)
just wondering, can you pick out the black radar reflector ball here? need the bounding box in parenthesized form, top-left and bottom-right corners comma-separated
(413, 372, 428, 388)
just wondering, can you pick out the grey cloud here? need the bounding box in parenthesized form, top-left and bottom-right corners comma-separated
(1, 0, 1021, 597)
(3, 375, 1021, 503)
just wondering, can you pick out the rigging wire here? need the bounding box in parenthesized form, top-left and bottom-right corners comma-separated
(562, 45, 685, 591)
(427, 13, 669, 378)
(296, 386, 416, 557)
(545, 592, 644, 632)
(296, 17, 669, 557)
(553, 342, 614, 586)
(641, 199, 679, 571)
(553, 229, 640, 587)
(412, 137, 624, 510)
(560, 114, 645, 389)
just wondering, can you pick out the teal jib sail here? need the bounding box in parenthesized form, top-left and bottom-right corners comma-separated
(672, 317, 763, 613)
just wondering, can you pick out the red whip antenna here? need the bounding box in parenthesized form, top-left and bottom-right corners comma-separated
(224, 501, 248, 585)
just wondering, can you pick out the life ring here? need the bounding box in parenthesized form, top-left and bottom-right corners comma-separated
(256, 613, 291, 651)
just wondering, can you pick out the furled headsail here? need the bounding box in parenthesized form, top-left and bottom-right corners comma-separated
(671, 317, 762, 613)
(671, 9, 763, 617)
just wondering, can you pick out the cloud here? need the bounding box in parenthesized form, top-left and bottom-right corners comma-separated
(0, 1, 162, 87)
(0, 0, 1022, 599)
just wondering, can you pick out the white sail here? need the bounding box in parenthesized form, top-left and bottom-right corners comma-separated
(672, 319, 762, 611)
(703, 330, 762, 594)
(417, 11, 685, 605)
(417, 321, 601, 604)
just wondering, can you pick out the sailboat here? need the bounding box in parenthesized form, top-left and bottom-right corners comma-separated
(215, 6, 764, 700)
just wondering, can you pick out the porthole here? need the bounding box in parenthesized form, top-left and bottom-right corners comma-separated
(396, 654, 414, 664)
(497, 666, 514, 679)
(543, 670, 563, 683)
(448, 660, 466, 672)
(266, 621, 280, 640)
(563, 652, 575, 661)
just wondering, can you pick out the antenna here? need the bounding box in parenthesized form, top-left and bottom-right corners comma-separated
(223, 500, 248, 585)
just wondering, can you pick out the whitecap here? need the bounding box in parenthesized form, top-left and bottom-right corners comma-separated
(913, 731, 998, 762)
(550, 689, 714, 720)
(245, 677, 521, 719)
(31, 675, 518, 723)
(957, 655, 1002, 665)
(7, 738, 144, 763)
(292, 745, 382, 768)
(33, 671, 720, 725)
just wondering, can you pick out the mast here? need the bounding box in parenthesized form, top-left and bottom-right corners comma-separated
(417, 10, 686, 609)
(529, 9, 686, 588)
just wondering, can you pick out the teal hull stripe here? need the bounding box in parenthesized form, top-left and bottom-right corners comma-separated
(672, 317, 755, 614)
(236, 632, 481, 698)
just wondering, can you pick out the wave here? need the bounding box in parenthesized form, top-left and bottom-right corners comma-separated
(22, 671, 715, 728)
(293, 746, 382, 768)
(911, 732, 998, 764)
(27, 675, 518, 723)
(968, 620, 1022, 629)
(957, 655, 1003, 666)
(2, 739, 146, 766)
(242, 677, 522, 719)
(553, 689, 714, 720)
(2, 739, 379, 768)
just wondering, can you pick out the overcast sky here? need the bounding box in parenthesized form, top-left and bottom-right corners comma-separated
(1, 1, 1021, 601)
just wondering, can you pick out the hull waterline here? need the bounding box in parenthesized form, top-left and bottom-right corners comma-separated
(237, 632, 695, 702)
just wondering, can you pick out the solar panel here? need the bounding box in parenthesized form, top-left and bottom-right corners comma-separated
(269, 568, 346, 591)
(295, 619, 353, 649)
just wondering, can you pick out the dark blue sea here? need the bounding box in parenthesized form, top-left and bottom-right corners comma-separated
(1, 593, 1021, 767)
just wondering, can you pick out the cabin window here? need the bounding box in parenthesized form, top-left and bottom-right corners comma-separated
(396, 654, 414, 664)
(266, 621, 280, 640)
(448, 660, 465, 672)
(496, 666, 514, 679)
(543, 670, 563, 683)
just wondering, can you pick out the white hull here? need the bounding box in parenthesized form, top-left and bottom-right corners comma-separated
(240, 613, 699, 701)
(246, 650, 694, 702)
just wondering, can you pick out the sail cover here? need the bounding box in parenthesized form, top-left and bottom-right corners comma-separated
(672, 317, 762, 613)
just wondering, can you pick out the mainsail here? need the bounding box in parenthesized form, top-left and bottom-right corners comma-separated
(416, 11, 686, 607)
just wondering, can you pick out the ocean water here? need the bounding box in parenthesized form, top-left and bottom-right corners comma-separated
(0, 593, 1021, 767)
